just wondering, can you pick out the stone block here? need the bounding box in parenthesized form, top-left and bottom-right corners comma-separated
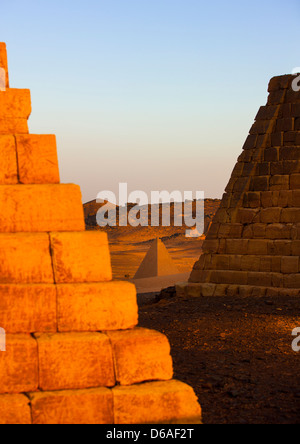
(0, 136, 18, 184)
(260, 208, 282, 223)
(281, 208, 300, 223)
(16, 135, 60, 184)
(265, 224, 291, 239)
(113, 380, 202, 424)
(30, 388, 113, 425)
(50, 232, 112, 283)
(0, 118, 28, 135)
(36, 332, 115, 391)
(281, 256, 299, 274)
(0, 184, 85, 232)
(290, 173, 300, 189)
(57, 282, 138, 332)
(276, 118, 294, 132)
(0, 334, 38, 394)
(0, 89, 31, 119)
(107, 328, 173, 386)
(0, 394, 31, 424)
(269, 175, 289, 190)
(0, 284, 56, 333)
(0, 233, 53, 283)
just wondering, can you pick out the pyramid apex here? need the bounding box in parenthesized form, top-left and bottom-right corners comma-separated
(0, 42, 9, 88)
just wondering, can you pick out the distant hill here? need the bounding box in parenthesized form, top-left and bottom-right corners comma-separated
(83, 199, 221, 244)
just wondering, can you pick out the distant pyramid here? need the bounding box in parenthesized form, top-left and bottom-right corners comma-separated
(134, 238, 179, 279)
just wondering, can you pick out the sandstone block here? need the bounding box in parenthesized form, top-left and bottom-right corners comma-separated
(16, 135, 60, 184)
(107, 328, 173, 386)
(284, 274, 300, 289)
(270, 240, 292, 256)
(280, 146, 300, 161)
(226, 239, 249, 255)
(281, 256, 299, 274)
(260, 208, 282, 223)
(0, 284, 56, 333)
(30, 388, 113, 425)
(0, 89, 31, 119)
(283, 132, 300, 145)
(247, 239, 269, 255)
(0, 233, 53, 283)
(255, 105, 278, 121)
(57, 282, 138, 332)
(0, 394, 31, 424)
(250, 176, 269, 192)
(236, 208, 259, 224)
(265, 224, 291, 240)
(276, 118, 294, 132)
(271, 132, 283, 147)
(50, 231, 112, 283)
(281, 208, 300, 223)
(290, 173, 300, 189)
(268, 75, 291, 92)
(36, 332, 115, 391)
(250, 120, 271, 135)
(0, 184, 85, 232)
(269, 175, 289, 191)
(241, 255, 260, 271)
(202, 239, 219, 254)
(248, 272, 272, 287)
(0, 136, 18, 184)
(0, 118, 28, 135)
(113, 380, 202, 424)
(0, 334, 38, 394)
(264, 148, 279, 162)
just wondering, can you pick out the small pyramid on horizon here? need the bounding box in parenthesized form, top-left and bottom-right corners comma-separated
(134, 238, 179, 279)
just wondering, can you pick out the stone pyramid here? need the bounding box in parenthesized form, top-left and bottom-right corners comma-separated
(134, 238, 179, 279)
(179, 74, 300, 298)
(0, 43, 201, 424)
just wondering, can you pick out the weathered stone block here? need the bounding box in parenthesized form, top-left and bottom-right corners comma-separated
(241, 255, 260, 271)
(265, 224, 291, 239)
(0, 334, 38, 394)
(113, 380, 202, 424)
(281, 256, 299, 274)
(0, 394, 31, 424)
(269, 175, 289, 190)
(281, 208, 300, 223)
(250, 176, 269, 192)
(248, 272, 272, 287)
(0, 89, 31, 119)
(57, 282, 137, 332)
(260, 208, 282, 223)
(276, 118, 294, 132)
(16, 135, 60, 184)
(0, 233, 53, 283)
(50, 232, 112, 283)
(255, 105, 278, 121)
(0, 118, 28, 135)
(107, 328, 173, 386)
(226, 239, 249, 255)
(36, 332, 115, 391)
(268, 75, 291, 92)
(247, 239, 269, 255)
(0, 284, 56, 333)
(0, 136, 18, 184)
(290, 173, 300, 189)
(242, 135, 257, 150)
(284, 274, 300, 289)
(0, 184, 85, 232)
(30, 388, 113, 425)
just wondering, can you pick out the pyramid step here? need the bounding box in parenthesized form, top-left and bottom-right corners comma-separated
(57, 281, 137, 332)
(0, 184, 85, 232)
(25, 380, 202, 425)
(176, 282, 300, 298)
(0, 136, 18, 183)
(0, 281, 138, 334)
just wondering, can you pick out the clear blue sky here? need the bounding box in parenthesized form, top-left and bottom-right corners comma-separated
(1, 0, 299, 203)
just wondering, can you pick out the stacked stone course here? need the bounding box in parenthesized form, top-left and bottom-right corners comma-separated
(178, 74, 300, 298)
(0, 43, 201, 424)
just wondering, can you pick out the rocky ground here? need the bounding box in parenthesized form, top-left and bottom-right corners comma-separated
(138, 292, 300, 424)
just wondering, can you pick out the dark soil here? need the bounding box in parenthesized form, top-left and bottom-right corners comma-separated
(138, 293, 300, 424)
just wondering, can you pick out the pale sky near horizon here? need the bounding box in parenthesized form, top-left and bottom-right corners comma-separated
(1, 0, 299, 203)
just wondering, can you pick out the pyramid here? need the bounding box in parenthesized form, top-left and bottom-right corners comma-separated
(0, 43, 202, 424)
(134, 238, 179, 279)
(178, 74, 300, 298)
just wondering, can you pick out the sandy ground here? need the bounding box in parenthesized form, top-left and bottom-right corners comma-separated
(138, 293, 300, 424)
